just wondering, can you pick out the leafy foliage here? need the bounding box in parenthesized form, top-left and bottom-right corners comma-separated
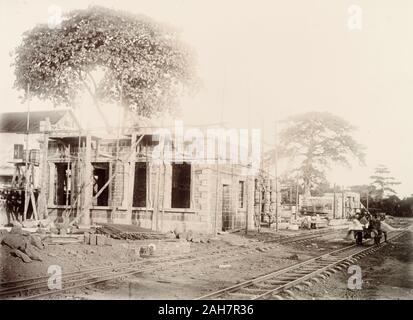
(278, 112, 365, 195)
(370, 165, 401, 200)
(13, 6, 197, 120)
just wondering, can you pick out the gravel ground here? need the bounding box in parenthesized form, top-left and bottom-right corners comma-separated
(287, 231, 413, 300)
(54, 230, 351, 299)
(2, 220, 410, 300)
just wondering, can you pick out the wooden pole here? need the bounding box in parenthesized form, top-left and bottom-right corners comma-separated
(38, 131, 49, 219)
(245, 75, 251, 235)
(333, 184, 336, 219)
(30, 189, 38, 220)
(214, 158, 219, 236)
(145, 145, 149, 220)
(64, 145, 71, 220)
(161, 159, 166, 231)
(274, 121, 279, 232)
(127, 132, 137, 222)
(342, 186, 345, 219)
(295, 177, 299, 220)
(110, 79, 123, 221)
(76, 132, 81, 219)
(79, 133, 92, 227)
(154, 164, 160, 231)
(23, 82, 31, 221)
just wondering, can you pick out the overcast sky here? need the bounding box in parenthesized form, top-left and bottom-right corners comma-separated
(1, 0, 412, 196)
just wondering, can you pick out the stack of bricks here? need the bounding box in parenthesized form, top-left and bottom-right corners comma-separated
(84, 233, 112, 246)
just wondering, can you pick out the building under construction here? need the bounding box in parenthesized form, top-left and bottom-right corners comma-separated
(0, 110, 362, 234)
(0, 110, 263, 234)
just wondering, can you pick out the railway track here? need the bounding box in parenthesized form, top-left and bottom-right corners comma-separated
(0, 226, 344, 299)
(196, 230, 407, 300)
(265, 228, 341, 245)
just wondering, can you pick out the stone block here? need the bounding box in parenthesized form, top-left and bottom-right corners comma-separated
(30, 235, 45, 250)
(84, 232, 90, 245)
(24, 244, 43, 261)
(11, 249, 32, 263)
(2, 234, 27, 251)
(96, 234, 106, 246)
(89, 234, 97, 246)
(105, 237, 113, 246)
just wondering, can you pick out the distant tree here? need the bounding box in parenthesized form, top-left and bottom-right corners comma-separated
(400, 197, 413, 217)
(381, 195, 402, 216)
(370, 165, 401, 200)
(277, 112, 365, 197)
(349, 184, 376, 207)
(311, 181, 334, 197)
(13, 6, 197, 130)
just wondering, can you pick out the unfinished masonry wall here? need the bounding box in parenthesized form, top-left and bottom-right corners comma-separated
(45, 135, 255, 235)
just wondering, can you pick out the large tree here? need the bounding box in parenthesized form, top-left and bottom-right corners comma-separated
(278, 111, 365, 196)
(370, 165, 401, 200)
(13, 6, 196, 129)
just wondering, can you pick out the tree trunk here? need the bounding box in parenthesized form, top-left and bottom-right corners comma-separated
(303, 180, 311, 198)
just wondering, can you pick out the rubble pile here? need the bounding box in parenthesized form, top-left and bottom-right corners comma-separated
(174, 229, 210, 243)
(0, 223, 45, 263)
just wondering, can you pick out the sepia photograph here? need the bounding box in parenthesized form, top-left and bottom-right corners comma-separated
(0, 0, 412, 309)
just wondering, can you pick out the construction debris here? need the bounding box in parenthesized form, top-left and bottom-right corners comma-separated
(43, 234, 83, 245)
(1, 227, 46, 263)
(10, 249, 32, 263)
(83, 233, 112, 246)
(139, 244, 156, 257)
(96, 224, 170, 240)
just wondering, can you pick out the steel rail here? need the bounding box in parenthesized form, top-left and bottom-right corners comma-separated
(196, 230, 407, 300)
(1, 227, 346, 299)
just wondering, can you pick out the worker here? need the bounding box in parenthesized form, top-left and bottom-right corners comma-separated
(359, 211, 369, 229)
(370, 214, 383, 245)
(379, 213, 388, 242)
(346, 211, 364, 244)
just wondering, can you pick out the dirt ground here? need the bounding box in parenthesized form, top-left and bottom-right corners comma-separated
(47, 229, 352, 299)
(291, 231, 413, 300)
(1, 218, 411, 300)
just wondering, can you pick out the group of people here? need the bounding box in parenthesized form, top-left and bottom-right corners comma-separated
(349, 209, 388, 245)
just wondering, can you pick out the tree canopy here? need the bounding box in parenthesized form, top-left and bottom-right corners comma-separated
(370, 165, 401, 200)
(278, 111, 365, 196)
(13, 6, 197, 126)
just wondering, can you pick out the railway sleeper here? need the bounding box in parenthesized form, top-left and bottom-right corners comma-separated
(273, 275, 301, 281)
(302, 280, 313, 287)
(263, 279, 290, 286)
(227, 292, 257, 299)
(253, 282, 283, 289)
(287, 271, 316, 277)
(238, 287, 270, 295)
(295, 267, 321, 273)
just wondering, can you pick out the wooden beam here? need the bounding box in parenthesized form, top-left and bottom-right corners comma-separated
(79, 133, 92, 227)
(126, 132, 137, 220)
(71, 133, 145, 226)
(38, 132, 49, 219)
(30, 190, 39, 220)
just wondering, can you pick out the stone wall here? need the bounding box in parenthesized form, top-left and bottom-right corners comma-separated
(46, 135, 256, 235)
